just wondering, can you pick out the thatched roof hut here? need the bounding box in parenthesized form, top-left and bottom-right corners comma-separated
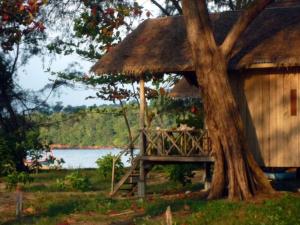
(91, 4, 300, 76)
(92, 3, 300, 168)
(169, 77, 201, 99)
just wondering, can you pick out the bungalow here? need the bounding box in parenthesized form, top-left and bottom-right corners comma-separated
(91, 2, 300, 195)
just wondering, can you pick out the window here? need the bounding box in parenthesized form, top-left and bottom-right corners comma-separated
(290, 89, 297, 116)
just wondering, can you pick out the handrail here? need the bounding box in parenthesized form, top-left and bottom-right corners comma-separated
(141, 128, 211, 157)
(111, 134, 140, 193)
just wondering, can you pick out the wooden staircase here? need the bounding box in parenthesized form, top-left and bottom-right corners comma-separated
(110, 156, 154, 197)
(119, 168, 140, 196)
(110, 156, 141, 196)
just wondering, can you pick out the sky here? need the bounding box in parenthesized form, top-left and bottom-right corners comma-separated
(18, 0, 158, 107)
(19, 54, 101, 106)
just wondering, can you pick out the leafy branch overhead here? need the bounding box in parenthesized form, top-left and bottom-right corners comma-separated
(0, 0, 47, 52)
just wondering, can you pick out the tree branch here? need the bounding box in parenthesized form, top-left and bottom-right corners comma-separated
(150, 0, 170, 16)
(10, 43, 20, 75)
(170, 0, 183, 15)
(220, 0, 273, 58)
(196, 0, 217, 50)
(228, 0, 236, 10)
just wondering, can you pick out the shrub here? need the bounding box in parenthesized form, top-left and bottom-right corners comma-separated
(27, 148, 44, 173)
(55, 178, 67, 191)
(1, 161, 16, 176)
(96, 154, 124, 180)
(165, 164, 198, 186)
(65, 171, 91, 191)
(5, 171, 33, 190)
(47, 155, 65, 170)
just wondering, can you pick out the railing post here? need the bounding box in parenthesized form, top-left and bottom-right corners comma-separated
(138, 77, 146, 198)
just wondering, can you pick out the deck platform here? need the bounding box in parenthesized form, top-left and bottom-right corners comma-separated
(141, 156, 214, 162)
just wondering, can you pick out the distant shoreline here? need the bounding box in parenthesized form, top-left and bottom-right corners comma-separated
(50, 144, 115, 150)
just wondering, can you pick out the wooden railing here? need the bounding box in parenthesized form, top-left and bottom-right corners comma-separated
(141, 128, 212, 157)
(111, 134, 139, 194)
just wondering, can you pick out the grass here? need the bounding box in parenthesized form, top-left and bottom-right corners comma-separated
(135, 194, 300, 225)
(0, 169, 300, 225)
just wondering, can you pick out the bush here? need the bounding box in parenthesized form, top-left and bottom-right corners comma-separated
(5, 171, 34, 190)
(47, 155, 65, 170)
(55, 178, 67, 191)
(165, 164, 198, 186)
(1, 161, 16, 176)
(65, 171, 91, 191)
(96, 154, 124, 180)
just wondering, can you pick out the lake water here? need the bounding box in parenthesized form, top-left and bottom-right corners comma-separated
(52, 149, 137, 169)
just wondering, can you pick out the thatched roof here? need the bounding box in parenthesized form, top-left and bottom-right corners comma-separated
(91, 4, 300, 76)
(169, 76, 201, 99)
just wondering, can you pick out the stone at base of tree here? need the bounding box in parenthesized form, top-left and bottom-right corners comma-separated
(15, 186, 23, 220)
(165, 206, 172, 225)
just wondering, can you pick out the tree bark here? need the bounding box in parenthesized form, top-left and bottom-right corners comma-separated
(182, 0, 274, 200)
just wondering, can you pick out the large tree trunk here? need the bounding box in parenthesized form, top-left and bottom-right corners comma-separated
(182, 0, 274, 200)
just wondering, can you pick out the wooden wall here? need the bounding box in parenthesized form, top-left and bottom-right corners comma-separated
(230, 69, 300, 167)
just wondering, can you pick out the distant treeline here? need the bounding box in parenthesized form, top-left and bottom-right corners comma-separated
(34, 104, 140, 147)
(34, 100, 202, 148)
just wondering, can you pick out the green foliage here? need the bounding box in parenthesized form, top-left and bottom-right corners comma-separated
(5, 171, 33, 190)
(36, 101, 204, 148)
(47, 156, 65, 170)
(96, 154, 124, 180)
(0, 0, 47, 52)
(0, 0, 48, 174)
(54, 178, 67, 191)
(65, 171, 92, 191)
(0, 134, 16, 176)
(0, 127, 49, 174)
(165, 164, 199, 186)
(28, 148, 45, 173)
(1, 169, 300, 225)
(36, 105, 141, 147)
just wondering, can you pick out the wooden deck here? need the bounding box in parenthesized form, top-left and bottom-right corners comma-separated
(140, 155, 214, 162)
(110, 128, 213, 197)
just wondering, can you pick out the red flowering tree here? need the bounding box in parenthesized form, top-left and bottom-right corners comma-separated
(0, 0, 48, 172)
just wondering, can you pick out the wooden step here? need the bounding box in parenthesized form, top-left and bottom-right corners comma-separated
(129, 174, 140, 177)
(124, 182, 138, 185)
(110, 156, 140, 196)
(119, 187, 134, 191)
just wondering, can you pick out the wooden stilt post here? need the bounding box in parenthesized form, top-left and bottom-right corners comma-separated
(138, 77, 146, 197)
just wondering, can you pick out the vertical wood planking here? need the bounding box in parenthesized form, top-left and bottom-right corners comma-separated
(274, 74, 285, 166)
(262, 74, 270, 166)
(256, 74, 264, 165)
(235, 70, 300, 167)
(269, 73, 278, 167)
(244, 74, 263, 165)
(283, 74, 290, 166)
(289, 73, 299, 167)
